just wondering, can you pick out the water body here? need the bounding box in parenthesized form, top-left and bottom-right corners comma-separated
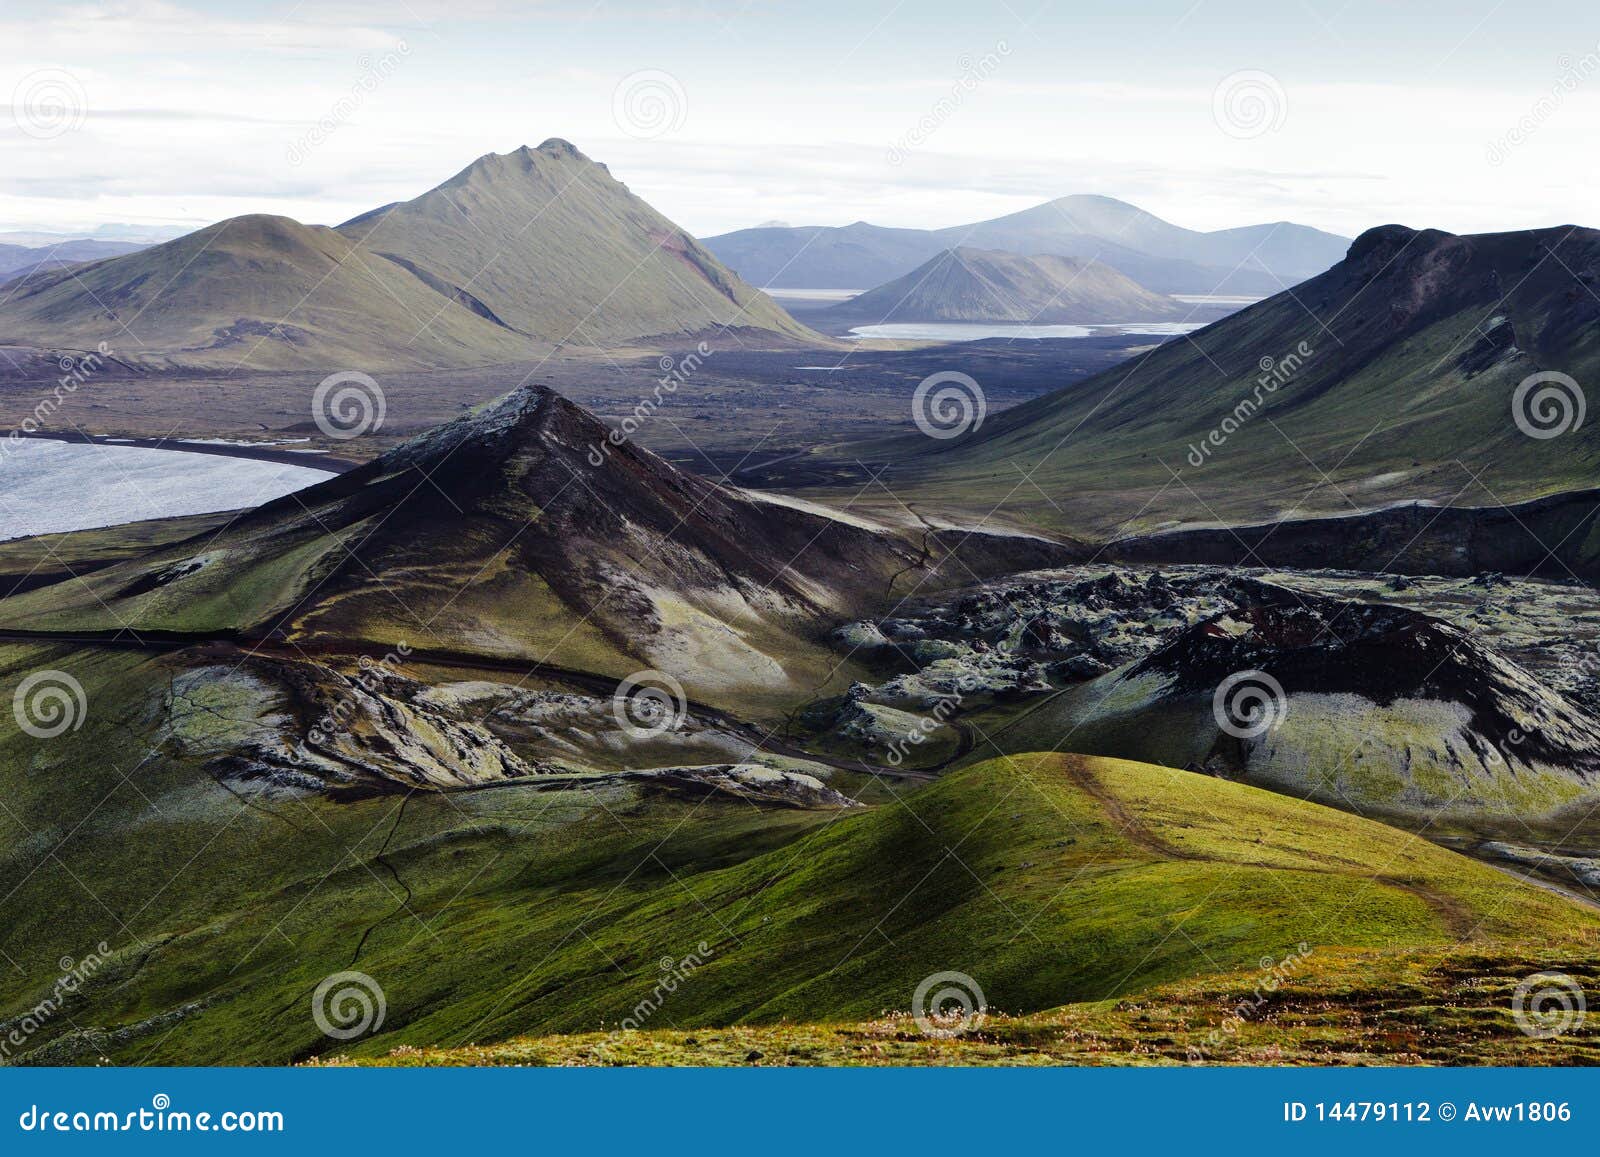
(847, 321, 1209, 341)
(1170, 294, 1264, 306)
(0, 439, 336, 541)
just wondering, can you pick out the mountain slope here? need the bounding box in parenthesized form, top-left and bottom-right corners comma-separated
(0, 385, 1061, 709)
(939, 195, 1348, 291)
(0, 238, 146, 281)
(826, 246, 1188, 324)
(848, 223, 1600, 540)
(337, 140, 815, 347)
(702, 196, 1349, 295)
(1, 740, 1589, 1064)
(0, 141, 821, 368)
(0, 214, 537, 370)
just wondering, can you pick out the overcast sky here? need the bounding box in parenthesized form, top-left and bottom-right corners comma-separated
(3, 0, 1598, 241)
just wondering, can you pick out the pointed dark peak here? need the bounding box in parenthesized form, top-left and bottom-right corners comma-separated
(380, 384, 555, 471)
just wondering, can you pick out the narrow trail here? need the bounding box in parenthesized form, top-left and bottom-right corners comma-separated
(1372, 875, 1478, 940)
(1056, 754, 1491, 941)
(1058, 755, 1206, 862)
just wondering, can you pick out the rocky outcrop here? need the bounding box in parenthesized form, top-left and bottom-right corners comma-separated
(164, 658, 544, 796)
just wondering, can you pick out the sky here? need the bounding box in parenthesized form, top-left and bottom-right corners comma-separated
(2, 0, 1599, 242)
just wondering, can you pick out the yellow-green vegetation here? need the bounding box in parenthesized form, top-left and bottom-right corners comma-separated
(332, 945, 1600, 1067)
(0, 511, 235, 596)
(4, 651, 1593, 1069)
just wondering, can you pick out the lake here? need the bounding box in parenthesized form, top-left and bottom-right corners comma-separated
(846, 321, 1210, 341)
(0, 438, 337, 542)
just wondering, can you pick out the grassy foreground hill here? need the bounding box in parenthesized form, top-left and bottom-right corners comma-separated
(339, 944, 1600, 1066)
(1, 735, 1591, 1064)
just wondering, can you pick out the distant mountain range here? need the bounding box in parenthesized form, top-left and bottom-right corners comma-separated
(702, 195, 1350, 296)
(0, 224, 188, 247)
(826, 246, 1188, 325)
(0, 140, 819, 369)
(865, 223, 1600, 539)
(0, 238, 147, 280)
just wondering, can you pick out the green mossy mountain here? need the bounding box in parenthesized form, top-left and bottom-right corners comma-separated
(1, 740, 1586, 1065)
(848, 224, 1600, 540)
(0, 141, 821, 370)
